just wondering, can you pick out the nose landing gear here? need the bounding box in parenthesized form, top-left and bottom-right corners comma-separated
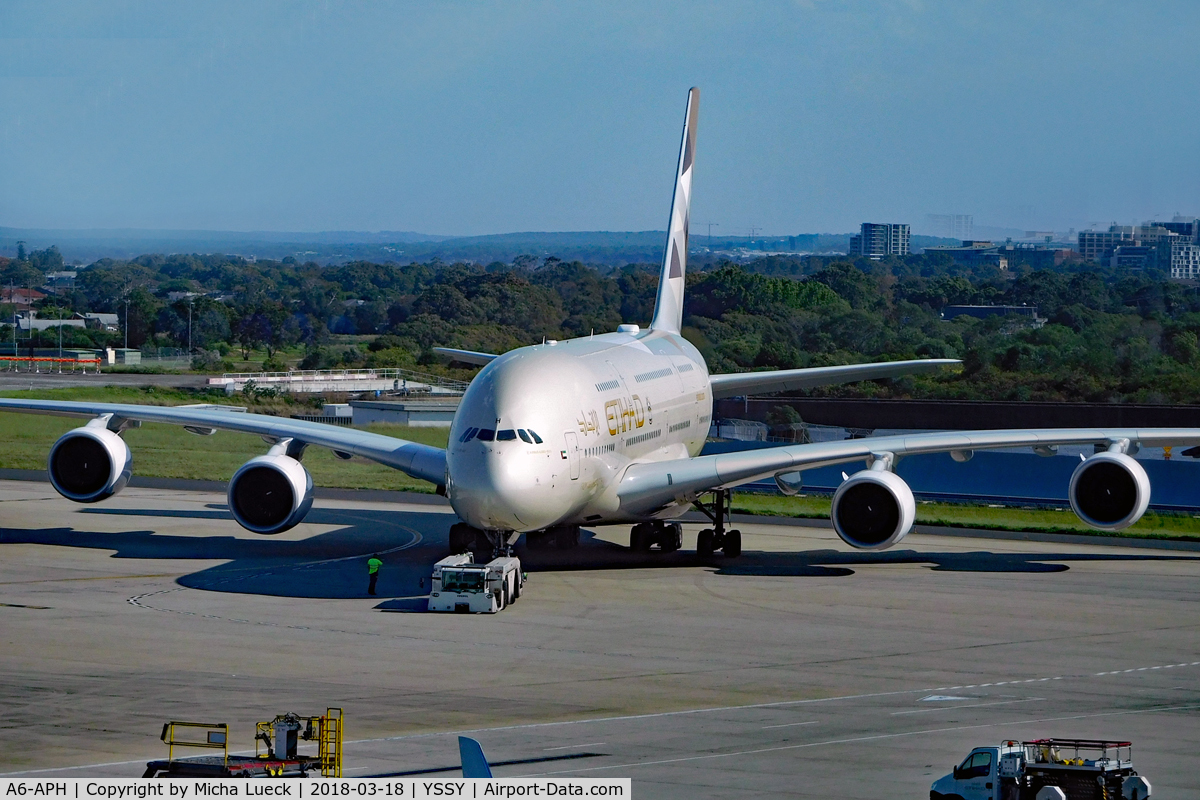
(525, 524, 580, 551)
(449, 523, 519, 560)
(693, 489, 741, 558)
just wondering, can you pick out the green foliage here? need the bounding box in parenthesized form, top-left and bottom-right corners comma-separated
(14, 244, 1200, 402)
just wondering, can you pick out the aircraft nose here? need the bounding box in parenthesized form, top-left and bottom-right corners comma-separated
(449, 448, 562, 531)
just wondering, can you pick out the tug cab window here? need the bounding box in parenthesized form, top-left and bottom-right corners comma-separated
(497, 429, 517, 441)
(957, 752, 991, 779)
(477, 429, 495, 441)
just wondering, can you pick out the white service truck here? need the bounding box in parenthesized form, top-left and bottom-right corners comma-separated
(931, 739, 1150, 800)
(428, 554, 523, 613)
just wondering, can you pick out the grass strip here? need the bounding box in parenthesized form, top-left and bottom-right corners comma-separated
(730, 493, 1200, 542)
(3, 386, 1198, 541)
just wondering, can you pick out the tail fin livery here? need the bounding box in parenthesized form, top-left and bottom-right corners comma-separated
(459, 736, 493, 779)
(649, 87, 699, 335)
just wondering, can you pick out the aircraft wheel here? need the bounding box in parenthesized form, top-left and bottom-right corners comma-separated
(555, 525, 580, 550)
(722, 529, 742, 558)
(449, 522, 477, 555)
(630, 524, 652, 552)
(660, 523, 682, 552)
(697, 529, 715, 557)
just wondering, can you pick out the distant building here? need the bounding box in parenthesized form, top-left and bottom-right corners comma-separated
(926, 214, 973, 240)
(1079, 219, 1200, 276)
(1, 287, 46, 310)
(1111, 245, 1155, 270)
(42, 271, 76, 294)
(923, 241, 1077, 271)
(923, 241, 1007, 269)
(1170, 242, 1200, 280)
(943, 305, 1041, 322)
(943, 305, 1044, 328)
(849, 223, 910, 259)
(77, 312, 120, 331)
(15, 312, 86, 333)
(1078, 226, 1137, 261)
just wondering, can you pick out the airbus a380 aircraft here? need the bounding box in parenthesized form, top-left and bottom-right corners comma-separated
(2, 87, 1198, 561)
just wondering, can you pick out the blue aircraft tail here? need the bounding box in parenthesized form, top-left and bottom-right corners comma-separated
(459, 736, 493, 778)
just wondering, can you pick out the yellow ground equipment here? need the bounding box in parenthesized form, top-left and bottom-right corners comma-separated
(143, 708, 343, 778)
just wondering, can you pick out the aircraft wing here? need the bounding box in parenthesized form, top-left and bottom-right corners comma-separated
(616, 426, 1200, 516)
(708, 358, 960, 399)
(0, 398, 447, 486)
(432, 347, 498, 366)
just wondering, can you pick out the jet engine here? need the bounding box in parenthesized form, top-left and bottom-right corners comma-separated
(47, 425, 132, 503)
(1069, 451, 1150, 531)
(831, 469, 916, 550)
(227, 454, 314, 534)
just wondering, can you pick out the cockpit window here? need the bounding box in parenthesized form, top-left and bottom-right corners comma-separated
(497, 429, 517, 441)
(459, 427, 478, 443)
(527, 429, 543, 444)
(477, 429, 495, 441)
(517, 429, 532, 443)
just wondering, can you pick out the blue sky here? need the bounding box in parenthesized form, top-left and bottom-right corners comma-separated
(1, 1, 1198, 237)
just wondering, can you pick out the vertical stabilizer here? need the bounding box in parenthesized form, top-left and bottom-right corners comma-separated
(649, 87, 699, 334)
(459, 736, 493, 779)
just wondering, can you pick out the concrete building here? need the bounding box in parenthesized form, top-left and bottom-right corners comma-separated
(942, 305, 1045, 327)
(926, 214, 973, 240)
(349, 400, 460, 427)
(924, 241, 1076, 271)
(923, 241, 1008, 269)
(1170, 242, 1200, 280)
(1078, 226, 1136, 261)
(848, 223, 910, 259)
(1079, 220, 1200, 273)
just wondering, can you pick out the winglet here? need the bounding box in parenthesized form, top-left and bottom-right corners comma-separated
(649, 87, 699, 335)
(433, 347, 498, 366)
(459, 736, 493, 779)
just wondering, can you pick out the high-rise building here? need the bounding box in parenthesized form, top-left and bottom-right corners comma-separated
(1079, 221, 1200, 274)
(849, 223, 910, 259)
(1169, 241, 1200, 280)
(1078, 226, 1136, 261)
(926, 214, 973, 241)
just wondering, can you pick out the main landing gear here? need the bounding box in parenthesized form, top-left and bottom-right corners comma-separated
(629, 521, 683, 553)
(693, 489, 741, 558)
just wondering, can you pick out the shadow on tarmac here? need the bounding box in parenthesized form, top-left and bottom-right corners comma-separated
(1, 504, 1196, 600)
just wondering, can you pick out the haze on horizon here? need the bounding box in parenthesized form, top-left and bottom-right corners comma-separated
(1, 1, 1198, 240)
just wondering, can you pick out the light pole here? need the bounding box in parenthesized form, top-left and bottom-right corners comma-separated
(124, 298, 130, 350)
(188, 298, 193, 354)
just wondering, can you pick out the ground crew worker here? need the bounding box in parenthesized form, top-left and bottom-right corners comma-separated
(367, 553, 383, 595)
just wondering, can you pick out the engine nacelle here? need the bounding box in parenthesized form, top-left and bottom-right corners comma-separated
(831, 469, 916, 550)
(1069, 451, 1150, 530)
(227, 454, 314, 535)
(48, 426, 132, 503)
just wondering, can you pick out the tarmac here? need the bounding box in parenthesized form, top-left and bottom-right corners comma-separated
(1, 480, 1198, 797)
(0, 370, 208, 391)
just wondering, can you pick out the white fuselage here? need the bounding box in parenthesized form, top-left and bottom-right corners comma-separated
(445, 329, 711, 532)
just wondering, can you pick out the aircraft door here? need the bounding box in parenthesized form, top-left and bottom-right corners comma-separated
(564, 431, 580, 480)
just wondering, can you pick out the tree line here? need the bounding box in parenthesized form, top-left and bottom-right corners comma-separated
(1, 246, 1198, 403)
